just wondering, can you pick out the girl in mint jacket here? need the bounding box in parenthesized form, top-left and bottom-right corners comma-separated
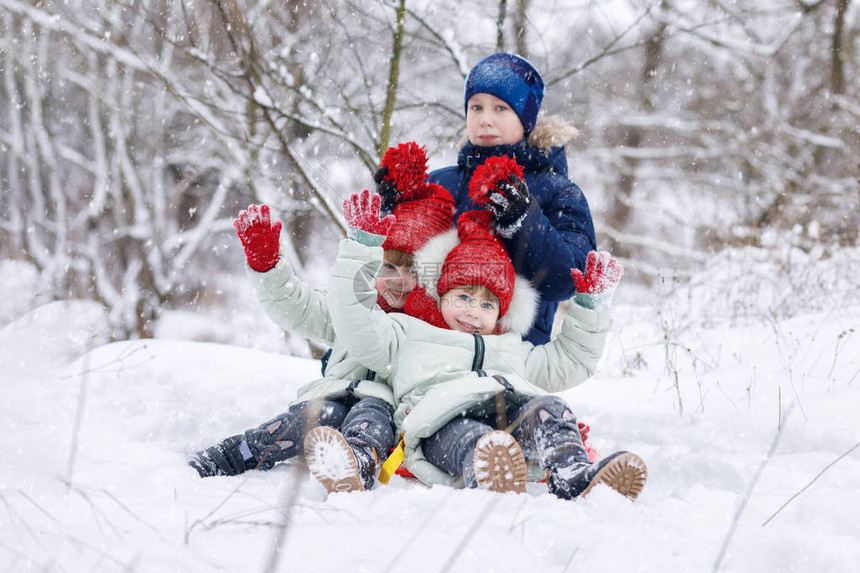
(327, 208, 647, 500)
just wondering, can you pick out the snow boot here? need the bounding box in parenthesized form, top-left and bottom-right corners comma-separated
(304, 426, 378, 493)
(547, 451, 648, 501)
(472, 430, 527, 494)
(516, 396, 647, 500)
(188, 435, 258, 477)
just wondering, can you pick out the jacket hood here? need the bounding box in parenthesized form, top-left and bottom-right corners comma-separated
(414, 228, 540, 337)
(527, 113, 579, 148)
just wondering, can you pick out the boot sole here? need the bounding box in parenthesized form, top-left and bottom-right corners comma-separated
(581, 452, 648, 500)
(473, 430, 527, 494)
(303, 426, 365, 494)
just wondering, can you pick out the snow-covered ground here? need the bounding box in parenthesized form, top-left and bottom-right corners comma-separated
(1, 250, 859, 573)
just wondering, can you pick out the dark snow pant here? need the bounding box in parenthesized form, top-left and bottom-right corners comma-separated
(421, 395, 589, 486)
(244, 397, 394, 470)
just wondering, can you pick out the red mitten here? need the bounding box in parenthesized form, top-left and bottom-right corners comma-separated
(342, 189, 396, 238)
(233, 204, 282, 273)
(570, 251, 624, 311)
(468, 156, 530, 235)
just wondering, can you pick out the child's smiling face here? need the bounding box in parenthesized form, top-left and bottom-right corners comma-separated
(439, 286, 500, 335)
(375, 261, 417, 309)
(466, 93, 525, 147)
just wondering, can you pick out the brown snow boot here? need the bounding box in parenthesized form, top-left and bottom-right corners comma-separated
(548, 451, 648, 501)
(472, 430, 527, 494)
(304, 426, 377, 494)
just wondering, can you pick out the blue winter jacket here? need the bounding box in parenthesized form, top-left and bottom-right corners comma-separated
(429, 121, 596, 345)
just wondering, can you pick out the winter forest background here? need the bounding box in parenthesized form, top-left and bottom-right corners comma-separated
(2, 0, 857, 344)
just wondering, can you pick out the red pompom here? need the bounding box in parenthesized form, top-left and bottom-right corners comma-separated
(381, 142, 429, 201)
(468, 155, 525, 205)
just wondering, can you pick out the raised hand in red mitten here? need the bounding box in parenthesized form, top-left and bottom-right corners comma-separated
(570, 251, 623, 309)
(343, 189, 396, 241)
(233, 204, 282, 273)
(468, 155, 530, 236)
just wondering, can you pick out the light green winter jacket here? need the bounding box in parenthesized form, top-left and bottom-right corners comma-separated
(328, 239, 611, 487)
(246, 256, 394, 406)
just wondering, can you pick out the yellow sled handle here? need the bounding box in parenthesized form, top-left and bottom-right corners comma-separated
(378, 437, 405, 485)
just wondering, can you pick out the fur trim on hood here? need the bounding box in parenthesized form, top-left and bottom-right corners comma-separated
(413, 229, 540, 337)
(458, 113, 579, 150)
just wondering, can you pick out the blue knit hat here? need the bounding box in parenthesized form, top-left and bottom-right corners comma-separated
(464, 53, 545, 135)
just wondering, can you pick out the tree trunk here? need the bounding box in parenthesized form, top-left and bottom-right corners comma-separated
(831, 0, 849, 95)
(378, 0, 407, 158)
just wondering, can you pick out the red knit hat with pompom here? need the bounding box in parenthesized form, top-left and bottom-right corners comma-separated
(380, 142, 455, 254)
(436, 210, 516, 317)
